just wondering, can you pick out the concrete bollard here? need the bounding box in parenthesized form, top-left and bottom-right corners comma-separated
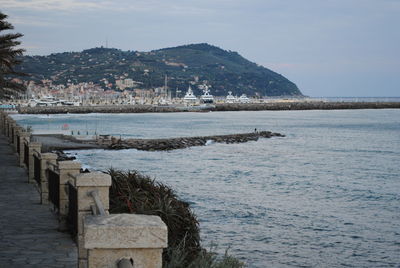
(71, 172, 111, 268)
(57, 161, 81, 228)
(8, 118, 14, 139)
(9, 121, 16, 144)
(84, 214, 168, 268)
(3, 116, 8, 137)
(14, 126, 23, 153)
(40, 153, 58, 204)
(5, 116, 11, 138)
(0, 112, 4, 133)
(18, 132, 30, 167)
(28, 142, 42, 183)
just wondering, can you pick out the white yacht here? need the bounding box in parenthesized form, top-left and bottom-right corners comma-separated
(226, 91, 236, 103)
(200, 85, 214, 104)
(238, 94, 251, 103)
(183, 86, 198, 103)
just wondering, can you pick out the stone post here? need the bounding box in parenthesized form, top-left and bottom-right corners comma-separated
(3, 116, 8, 137)
(84, 214, 168, 268)
(5, 116, 11, 138)
(40, 153, 58, 204)
(0, 111, 5, 134)
(28, 142, 42, 183)
(14, 126, 22, 153)
(9, 120, 15, 144)
(58, 161, 81, 227)
(72, 172, 111, 268)
(18, 132, 30, 167)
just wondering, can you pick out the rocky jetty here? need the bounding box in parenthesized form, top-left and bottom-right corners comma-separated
(214, 102, 400, 111)
(109, 131, 284, 151)
(18, 101, 400, 114)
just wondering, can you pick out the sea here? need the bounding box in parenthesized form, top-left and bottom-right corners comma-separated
(12, 108, 400, 268)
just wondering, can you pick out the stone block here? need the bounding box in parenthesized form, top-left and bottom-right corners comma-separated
(58, 160, 82, 170)
(88, 248, 163, 268)
(78, 211, 93, 236)
(28, 142, 42, 182)
(84, 214, 168, 249)
(77, 186, 110, 211)
(75, 172, 112, 187)
(59, 183, 69, 200)
(78, 234, 88, 259)
(78, 259, 88, 268)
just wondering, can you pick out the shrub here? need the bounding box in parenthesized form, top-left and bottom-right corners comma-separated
(107, 169, 201, 265)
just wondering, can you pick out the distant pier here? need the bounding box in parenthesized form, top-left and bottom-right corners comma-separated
(17, 101, 400, 114)
(32, 131, 284, 152)
(108, 131, 284, 151)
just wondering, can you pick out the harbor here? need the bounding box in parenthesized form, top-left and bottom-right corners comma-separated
(14, 100, 400, 114)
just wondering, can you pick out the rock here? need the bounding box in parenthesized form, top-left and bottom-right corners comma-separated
(105, 131, 285, 152)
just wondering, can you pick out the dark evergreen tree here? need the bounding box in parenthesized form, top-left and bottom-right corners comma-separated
(0, 11, 26, 99)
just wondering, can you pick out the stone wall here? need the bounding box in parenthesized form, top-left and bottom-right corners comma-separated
(0, 110, 168, 268)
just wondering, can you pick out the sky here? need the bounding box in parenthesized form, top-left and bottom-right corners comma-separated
(1, 0, 399, 97)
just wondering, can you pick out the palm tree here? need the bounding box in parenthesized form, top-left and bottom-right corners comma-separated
(0, 11, 26, 99)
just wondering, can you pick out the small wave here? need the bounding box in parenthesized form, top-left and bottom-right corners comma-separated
(205, 139, 215, 146)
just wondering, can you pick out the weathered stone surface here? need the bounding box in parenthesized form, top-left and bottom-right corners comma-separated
(58, 160, 82, 170)
(75, 172, 112, 187)
(84, 214, 168, 249)
(77, 186, 110, 211)
(28, 142, 42, 182)
(88, 248, 162, 268)
(110, 131, 284, 151)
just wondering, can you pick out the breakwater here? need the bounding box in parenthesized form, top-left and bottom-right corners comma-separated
(17, 101, 400, 114)
(32, 131, 284, 152)
(109, 131, 284, 151)
(214, 101, 400, 111)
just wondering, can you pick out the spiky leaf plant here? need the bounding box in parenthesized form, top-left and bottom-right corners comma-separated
(107, 169, 201, 265)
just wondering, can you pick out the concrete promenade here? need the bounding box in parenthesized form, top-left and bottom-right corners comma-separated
(0, 134, 77, 267)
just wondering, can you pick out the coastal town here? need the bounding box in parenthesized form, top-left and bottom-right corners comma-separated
(1, 77, 284, 107)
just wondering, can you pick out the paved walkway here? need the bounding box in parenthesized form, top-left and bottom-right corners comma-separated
(0, 135, 77, 267)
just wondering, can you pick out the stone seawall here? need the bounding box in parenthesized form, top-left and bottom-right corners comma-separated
(18, 105, 196, 114)
(109, 131, 284, 151)
(29, 131, 284, 152)
(18, 101, 400, 114)
(214, 102, 400, 111)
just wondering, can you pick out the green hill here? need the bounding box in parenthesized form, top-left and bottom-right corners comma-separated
(17, 43, 302, 97)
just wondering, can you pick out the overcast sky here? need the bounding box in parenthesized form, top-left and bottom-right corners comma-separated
(1, 0, 399, 97)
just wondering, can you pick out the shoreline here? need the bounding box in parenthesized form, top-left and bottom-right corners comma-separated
(17, 101, 400, 114)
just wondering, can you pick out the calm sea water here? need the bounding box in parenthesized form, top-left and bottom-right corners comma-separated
(13, 109, 400, 267)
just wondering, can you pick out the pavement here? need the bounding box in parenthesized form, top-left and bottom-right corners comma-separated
(0, 134, 77, 268)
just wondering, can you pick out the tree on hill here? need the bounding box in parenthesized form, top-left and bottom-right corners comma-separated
(0, 11, 26, 99)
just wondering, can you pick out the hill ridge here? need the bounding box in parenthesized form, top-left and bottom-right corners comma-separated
(17, 43, 302, 97)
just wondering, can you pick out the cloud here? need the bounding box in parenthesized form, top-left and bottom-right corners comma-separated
(9, 16, 68, 27)
(1, 0, 104, 11)
(0, 0, 214, 15)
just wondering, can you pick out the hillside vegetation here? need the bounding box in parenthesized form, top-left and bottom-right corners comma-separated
(17, 43, 302, 97)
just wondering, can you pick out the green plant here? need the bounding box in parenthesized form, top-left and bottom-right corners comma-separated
(164, 243, 245, 268)
(107, 169, 201, 264)
(0, 12, 26, 98)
